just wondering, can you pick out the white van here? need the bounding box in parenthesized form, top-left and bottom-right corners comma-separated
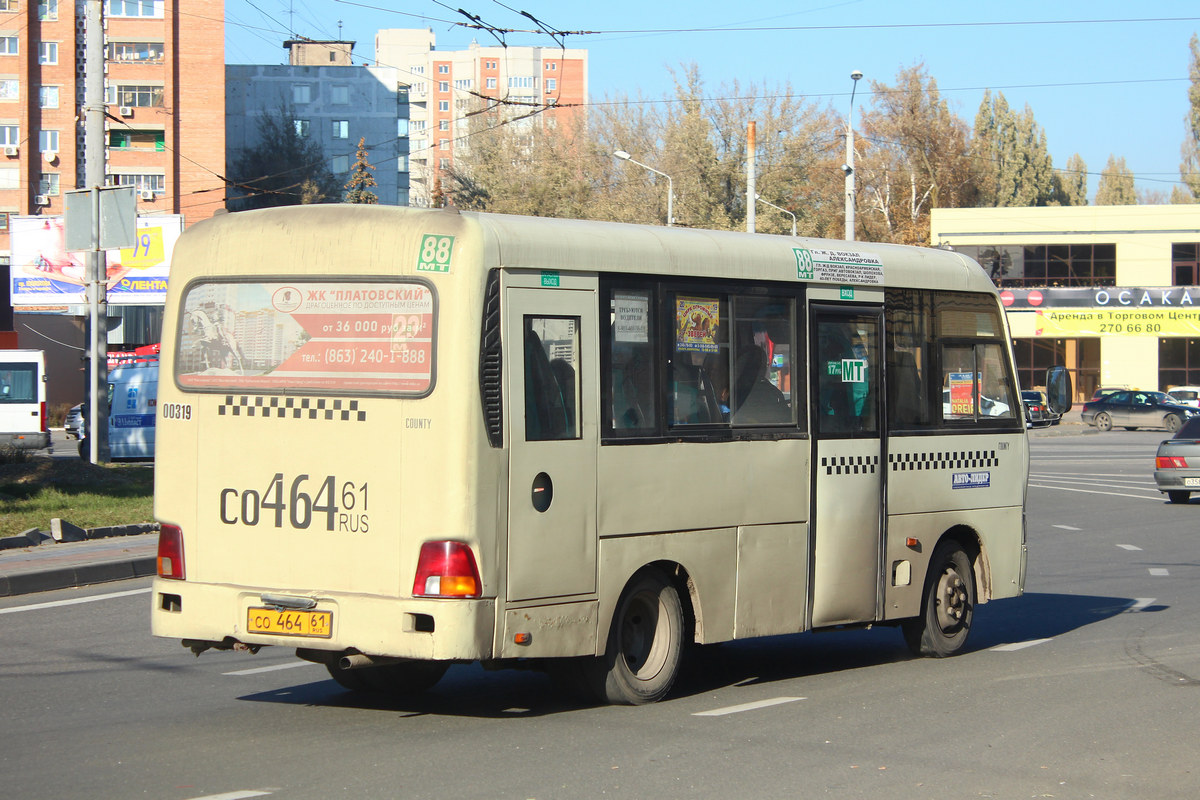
(107, 360, 158, 460)
(0, 349, 50, 450)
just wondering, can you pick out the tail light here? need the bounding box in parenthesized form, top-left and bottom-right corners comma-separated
(40, 401, 48, 433)
(412, 541, 481, 598)
(157, 524, 185, 580)
(1157, 456, 1188, 469)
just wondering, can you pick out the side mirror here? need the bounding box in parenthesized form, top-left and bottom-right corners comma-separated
(1045, 366, 1073, 415)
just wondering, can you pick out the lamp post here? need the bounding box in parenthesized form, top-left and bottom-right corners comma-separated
(845, 69, 862, 241)
(755, 194, 797, 237)
(613, 149, 674, 227)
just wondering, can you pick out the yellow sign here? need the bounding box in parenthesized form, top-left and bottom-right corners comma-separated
(1014, 308, 1200, 337)
(118, 227, 165, 268)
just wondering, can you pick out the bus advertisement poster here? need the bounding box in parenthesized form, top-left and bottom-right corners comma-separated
(675, 296, 720, 352)
(948, 372, 976, 416)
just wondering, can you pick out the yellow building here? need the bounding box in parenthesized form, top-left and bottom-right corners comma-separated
(931, 205, 1200, 401)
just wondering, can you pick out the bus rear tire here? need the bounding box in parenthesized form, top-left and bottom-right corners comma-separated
(902, 541, 975, 658)
(593, 567, 685, 705)
(325, 660, 448, 696)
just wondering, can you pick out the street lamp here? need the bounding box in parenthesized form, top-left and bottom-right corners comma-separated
(613, 149, 674, 227)
(845, 69, 862, 241)
(755, 194, 797, 237)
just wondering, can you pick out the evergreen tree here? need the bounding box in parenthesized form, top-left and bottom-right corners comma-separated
(344, 138, 379, 204)
(1055, 153, 1089, 206)
(971, 91, 1057, 206)
(229, 104, 339, 210)
(1181, 34, 1200, 200)
(1094, 155, 1138, 205)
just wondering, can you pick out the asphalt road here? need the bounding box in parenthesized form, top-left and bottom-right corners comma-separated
(2, 430, 1198, 799)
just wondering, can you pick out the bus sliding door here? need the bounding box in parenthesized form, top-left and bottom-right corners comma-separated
(809, 305, 884, 628)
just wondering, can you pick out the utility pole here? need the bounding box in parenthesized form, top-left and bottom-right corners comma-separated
(84, 0, 109, 463)
(844, 70, 862, 241)
(746, 121, 756, 233)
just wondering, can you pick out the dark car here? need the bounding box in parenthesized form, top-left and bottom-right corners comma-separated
(1153, 416, 1200, 503)
(64, 403, 83, 439)
(1021, 390, 1060, 427)
(1081, 390, 1200, 432)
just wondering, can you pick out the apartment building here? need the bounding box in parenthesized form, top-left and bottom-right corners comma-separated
(374, 28, 587, 207)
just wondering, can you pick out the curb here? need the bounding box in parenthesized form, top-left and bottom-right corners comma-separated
(0, 555, 157, 597)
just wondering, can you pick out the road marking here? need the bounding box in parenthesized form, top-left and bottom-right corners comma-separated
(223, 661, 321, 676)
(1117, 544, 1143, 551)
(0, 587, 151, 615)
(182, 791, 275, 800)
(693, 697, 805, 716)
(992, 638, 1052, 652)
(1127, 598, 1156, 612)
(1149, 568, 1170, 576)
(1028, 484, 1162, 501)
(1053, 525, 1082, 531)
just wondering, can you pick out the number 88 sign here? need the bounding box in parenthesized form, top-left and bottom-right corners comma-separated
(417, 234, 454, 273)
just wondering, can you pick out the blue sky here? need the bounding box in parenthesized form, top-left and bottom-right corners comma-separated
(225, 1, 1200, 200)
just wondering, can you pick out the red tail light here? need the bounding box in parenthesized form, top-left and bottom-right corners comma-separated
(412, 541, 481, 598)
(1157, 456, 1188, 469)
(40, 401, 48, 433)
(157, 524, 185, 580)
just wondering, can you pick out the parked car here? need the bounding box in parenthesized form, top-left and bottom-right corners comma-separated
(1090, 385, 1128, 401)
(1081, 390, 1200, 432)
(1166, 386, 1200, 408)
(64, 403, 83, 439)
(1021, 390, 1060, 427)
(941, 389, 1011, 418)
(1153, 416, 1200, 503)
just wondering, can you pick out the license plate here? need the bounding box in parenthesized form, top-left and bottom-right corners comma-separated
(246, 607, 333, 638)
(1185, 478, 1200, 487)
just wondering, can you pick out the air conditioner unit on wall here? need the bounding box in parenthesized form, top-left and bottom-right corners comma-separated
(34, 195, 49, 206)
(2, 145, 16, 157)
(119, 106, 134, 117)
(139, 190, 155, 200)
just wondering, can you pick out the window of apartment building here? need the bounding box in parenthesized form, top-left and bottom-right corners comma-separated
(38, 86, 57, 107)
(108, 41, 164, 63)
(508, 76, 535, 89)
(106, 0, 164, 18)
(0, 124, 16, 145)
(293, 119, 309, 137)
(438, 100, 449, 112)
(38, 129, 57, 152)
(0, 211, 9, 230)
(439, 158, 449, 170)
(0, 168, 17, 189)
(397, 118, 408, 137)
(410, 65, 424, 74)
(485, 60, 496, 69)
(109, 84, 164, 107)
(438, 80, 449, 93)
(108, 129, 164, 150)
(439, 138, 448, 150)
(39, 172, 60, 196)
(331, 84, 349, 104)
(0, 79, 15, 100)
(1172, 244, 1200, 285)
(331, 155, 349, 173)
(0, 1, 16, 12)
(38, 42, 57, 65)
(546, 78, 556, 92)
(0, 36, 16, 55)
(293, 84, 311, 104)
(485, 77, 496, 89)
(36, 0, 56, 20)
(107, 172, 164, 194)
(545, 62, 556, 71)
(454, 79, 472, 90)
(331, 120, 348, 139)
(410, 119, 425, 132)
(438, 64, 449, 74)
(438, 120, 449, 131)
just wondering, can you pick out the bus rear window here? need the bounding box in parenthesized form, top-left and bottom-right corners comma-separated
(175, 280, 436, 396)
(0, 363, 37, 403)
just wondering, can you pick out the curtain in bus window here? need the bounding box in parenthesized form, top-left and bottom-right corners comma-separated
(0, 364, 36, 403)
(524, 316, 580, 441)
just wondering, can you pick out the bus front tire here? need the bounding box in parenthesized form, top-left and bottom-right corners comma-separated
(902, 541, 975, 658)
(592, 567, 685, 705)
(325, 660, 448, 696)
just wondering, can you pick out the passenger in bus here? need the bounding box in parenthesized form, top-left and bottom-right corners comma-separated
(731, 345, 789, 424)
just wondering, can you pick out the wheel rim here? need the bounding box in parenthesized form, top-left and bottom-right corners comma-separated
(1096, 413, 1112, 431)
(934, 565, 970, 634)
(619, 589, 671, 680)
(1166, 415, 1181, 432)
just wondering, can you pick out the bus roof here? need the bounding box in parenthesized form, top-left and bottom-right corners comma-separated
(177, 205, 994, 294)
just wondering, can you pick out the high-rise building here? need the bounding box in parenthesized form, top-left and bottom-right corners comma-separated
(374, 28, 587, 207)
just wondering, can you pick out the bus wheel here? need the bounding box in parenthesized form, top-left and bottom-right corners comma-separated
(597, 568, 685, 705)
(902, 541, 975, 658)
(325, 660, 448, 695)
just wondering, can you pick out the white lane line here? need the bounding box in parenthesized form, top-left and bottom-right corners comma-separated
(0, 587, 151, 615)
(1028, 484, 1162, 501)
(693, 697, 805, 716)
(1117, 544, 1144, 551)
(223, 661, 321, 676)
(992, 638, 1052, 652)
(1053, 525, 1082, 531)
(1127, 598, 1157, 612)
(1149, 568, 1170, 577)
(182, 791, 275, 800)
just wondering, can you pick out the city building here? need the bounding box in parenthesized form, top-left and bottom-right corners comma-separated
(226, 41, 410, 208)
(931, 205, 1200, 400)
(374, 28, 587, 207)
(0, 0, 225, 410)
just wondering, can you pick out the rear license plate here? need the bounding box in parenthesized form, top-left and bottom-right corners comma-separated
(246, 607, 333, 638)
(1185, 478, 1200, 487)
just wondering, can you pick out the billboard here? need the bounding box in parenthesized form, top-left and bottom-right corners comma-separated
(9, 214, 183, 306)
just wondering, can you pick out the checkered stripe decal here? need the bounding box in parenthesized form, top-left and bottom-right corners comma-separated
(889, 450, 998, 471)
(821, 455, 879, 475)
(217, 396, 366, 422)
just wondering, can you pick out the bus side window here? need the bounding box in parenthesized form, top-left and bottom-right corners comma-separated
(524, 317, 581, 441)
(610, 289, 656, 434)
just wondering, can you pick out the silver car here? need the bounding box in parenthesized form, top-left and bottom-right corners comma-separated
(64, 403, 83, 439)
(1154, 416, 1200, 503)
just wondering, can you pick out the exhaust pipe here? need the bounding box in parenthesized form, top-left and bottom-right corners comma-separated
(338, 653, 408, 670)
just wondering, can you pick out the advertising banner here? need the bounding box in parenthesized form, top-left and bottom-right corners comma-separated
(1015, 307, 1200, 337)
(9, 215, 182, 306)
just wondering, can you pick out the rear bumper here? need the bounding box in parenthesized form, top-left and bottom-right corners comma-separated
(150, 579, 497, 661)
(1153, 469, 1200, 492)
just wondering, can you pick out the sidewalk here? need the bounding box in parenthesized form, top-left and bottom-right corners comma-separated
(0, 531, 158, 597)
